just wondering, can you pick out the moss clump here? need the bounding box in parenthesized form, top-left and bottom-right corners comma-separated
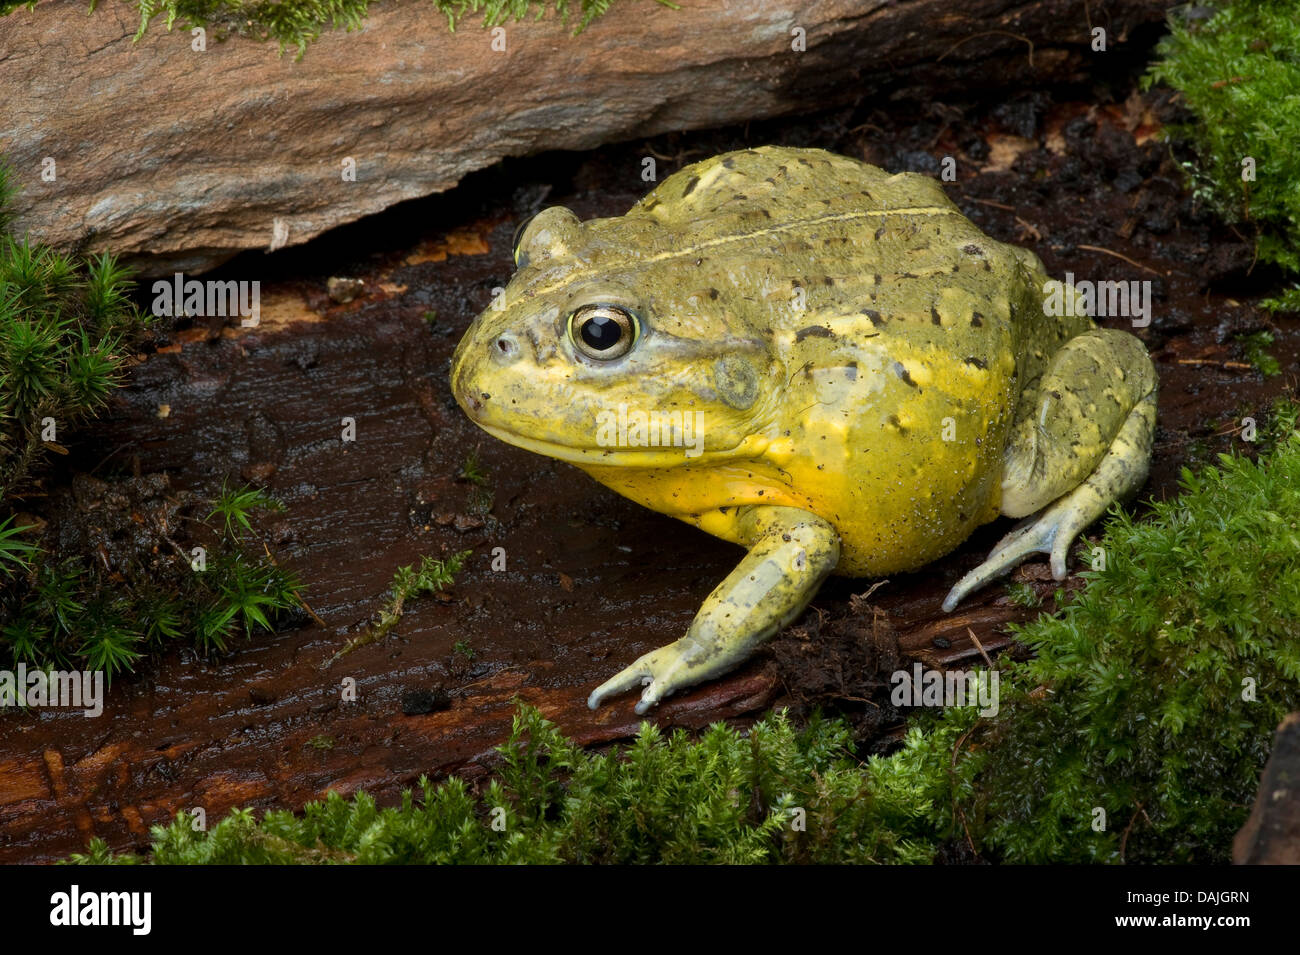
(2, 476, 304, 679)
(325, 550, 470, 665)
(33, 0, 680, 58)
(0, 166, 303, 680)
(1146, 2, 1300, 311)
(1237, 329, 1281, 377)
(72, 705, 951, 864)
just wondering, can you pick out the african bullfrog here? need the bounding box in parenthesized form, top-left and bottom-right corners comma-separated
(451, 146, 1157, 714)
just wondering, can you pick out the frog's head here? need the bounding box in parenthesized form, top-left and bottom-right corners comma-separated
(451, 206, 780, 469)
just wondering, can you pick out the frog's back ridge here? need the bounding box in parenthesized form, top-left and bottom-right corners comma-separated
(636, 146, 958, 225)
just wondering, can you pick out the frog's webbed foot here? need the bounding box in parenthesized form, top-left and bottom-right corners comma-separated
(942, 328, 1157, 613)
(588, 506, 840, 714)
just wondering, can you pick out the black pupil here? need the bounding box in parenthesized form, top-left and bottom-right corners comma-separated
(580, 315, 624, 351)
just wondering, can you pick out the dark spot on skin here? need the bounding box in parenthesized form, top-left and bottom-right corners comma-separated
(823, 276, 835, 285)
(874, 227, 886, 240)
(982, 260, 991, 271)
(797, 157, 814, 167)
(971, 312, 984, 327)
(899, 272, 918, 279)
(845, 362, 858, 381)
(964, 356, 988, 369)
(708, 288, 719, 300)
(963, 244, 983, 256)
(733, 193, 748, 201)
(777, 164, 789, 174)
(888, 414, 908, 434)
(874, 274, 882, 285)
(795, 325, 834, 342)
(930, 306, 942, 326)
(696, 258, 704, 266)
(959, 511, 968, 522)
(893, 362, 918, 387)
(860, 190, 873, 199)
(760, 208, 772, 218)
(480, 393, 491, 400)
(722, 158, 736, 169)
(765, 176, 777, 184)
(820, 198, 832, 205)
(682, 176, 700, 196)
(1051, 389, 1063, 400)
(862, 309, 885, 327)
(643, 198, 659, 212)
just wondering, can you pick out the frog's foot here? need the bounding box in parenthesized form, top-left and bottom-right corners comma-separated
(587, 506, 840, 714)
(942, 328, 1157, 613)
(587, 633, 724, 715)
(940, 495, 1082, 612)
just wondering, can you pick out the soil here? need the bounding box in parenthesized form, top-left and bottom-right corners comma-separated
(2, 63, 1298, 863)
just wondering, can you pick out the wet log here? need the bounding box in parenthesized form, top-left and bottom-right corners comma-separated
(1234, 713, 1300, 865)
(0, 0, 1170, 275)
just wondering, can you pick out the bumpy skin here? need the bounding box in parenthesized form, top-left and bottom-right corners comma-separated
(451, 146, 1157, 713)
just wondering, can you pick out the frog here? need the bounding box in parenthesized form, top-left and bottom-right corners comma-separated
(450, 145, 1157, 715)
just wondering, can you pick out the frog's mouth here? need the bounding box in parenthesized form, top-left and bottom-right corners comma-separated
(475, 422, 722, 469)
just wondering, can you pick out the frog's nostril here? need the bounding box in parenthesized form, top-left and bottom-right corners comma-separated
(494, 333, 520, 361)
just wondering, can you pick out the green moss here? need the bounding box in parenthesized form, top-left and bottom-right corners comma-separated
(1003, 580, 1042, 608)
(24, 0, 681, 58)
(1237, 330, 1281, 377)
(0, 163, 303, 680)
(1146, 2, 1300, 305)
(326, 550, 471, 664)
(71, 705, 951, 864)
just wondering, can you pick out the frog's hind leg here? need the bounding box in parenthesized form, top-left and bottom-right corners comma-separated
(941, 328, 1156, 612)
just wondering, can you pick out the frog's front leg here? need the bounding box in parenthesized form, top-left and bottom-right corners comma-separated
(942, 327, 1157, 611)
(588, 505, 840, 714)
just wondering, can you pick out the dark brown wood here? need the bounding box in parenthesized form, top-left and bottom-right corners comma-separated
(1234, 713, 1300, 865)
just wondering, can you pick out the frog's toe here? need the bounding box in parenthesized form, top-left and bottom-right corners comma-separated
(587, 660, 653, 710)
(941, 502, 1077, 612)
(587, 640, 703, 712)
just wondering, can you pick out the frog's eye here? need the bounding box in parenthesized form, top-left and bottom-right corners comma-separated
(568, 304, 639, 361)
